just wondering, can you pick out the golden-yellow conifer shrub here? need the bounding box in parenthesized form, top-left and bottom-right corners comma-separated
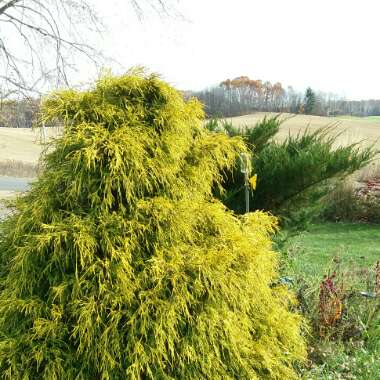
(0, 69, 306, 379)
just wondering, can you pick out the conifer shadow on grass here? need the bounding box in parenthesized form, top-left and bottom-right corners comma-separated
(0, 69, 306, 379)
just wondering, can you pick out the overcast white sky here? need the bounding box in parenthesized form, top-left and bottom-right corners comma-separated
(88, 0, 379, 99)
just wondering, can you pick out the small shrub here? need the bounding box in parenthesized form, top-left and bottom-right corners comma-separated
(318, 272, 344, 337)
(323, 179, 380, 223)
(289, 262, 380, 378)
(295, 263, 380, 345)
(205, 117, 376, 222)
(252, 128, 375, 214)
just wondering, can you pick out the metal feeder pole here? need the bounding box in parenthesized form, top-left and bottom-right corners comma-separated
(239, 153, 251, 214)
(245, 170, 249, 213)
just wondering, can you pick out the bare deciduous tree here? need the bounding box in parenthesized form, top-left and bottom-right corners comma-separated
(0, 0, 104, 97)
(0, 0, 174, 98)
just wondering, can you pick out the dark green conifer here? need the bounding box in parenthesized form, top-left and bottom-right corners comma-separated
(304, 87, 316, 115)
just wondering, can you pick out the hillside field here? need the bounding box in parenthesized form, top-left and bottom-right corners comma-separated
(0, 127, 43, 164)
(228, 112, 380, 149)
(1, 113, 380, 166)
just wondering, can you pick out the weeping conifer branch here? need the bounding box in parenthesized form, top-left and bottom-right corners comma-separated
(0, 69, 306, 379)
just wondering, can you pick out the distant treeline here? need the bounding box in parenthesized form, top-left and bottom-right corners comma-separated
(2, 77, 380, 128)
(0, 99, 39, 128)
(187, 76, 380, 118)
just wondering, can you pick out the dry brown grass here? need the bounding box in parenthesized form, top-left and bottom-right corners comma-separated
(229, 112, 380, 150)
(2, 115, 380, 176)
(0, 189, 17, 198)
(0, 126, 60, 165)
(0, 190, 16, 219)
(0, 160, 38, 178)
(0, 127, 43, 164)
(229, 112, 380, 181)
(0, 126, 61, 178)
(357, 162, 380, 181)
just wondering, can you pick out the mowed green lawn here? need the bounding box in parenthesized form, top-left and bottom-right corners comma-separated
(287, 223, 380, 279)
(284, 223, 380, 379)
(336, 115, 380, 123)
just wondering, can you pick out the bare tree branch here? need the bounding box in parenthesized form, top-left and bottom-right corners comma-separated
(0, 0, 176, 98)
(0, 0, 104, 97)
(0, 0, 21, 16)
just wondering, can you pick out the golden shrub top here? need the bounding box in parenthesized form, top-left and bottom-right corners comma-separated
(0, 69, 306, 379)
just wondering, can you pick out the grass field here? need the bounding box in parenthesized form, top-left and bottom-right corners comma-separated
(286, 223, 380, 278)
(283, 223, 380, 379)
(0, 127, 61, 176)
(336, 115, 380, 123)
(0, 127, 44, 164)
(1, 113, 380, 169)
(229, 112, 380, 150)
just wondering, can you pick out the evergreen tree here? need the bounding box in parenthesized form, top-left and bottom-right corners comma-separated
(205, 117, 375, 219)
(0, 70, 306, 379)
(304, 87, 316, 115)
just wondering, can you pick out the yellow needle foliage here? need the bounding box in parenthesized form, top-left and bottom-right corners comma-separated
(0, 69, 306, 379)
